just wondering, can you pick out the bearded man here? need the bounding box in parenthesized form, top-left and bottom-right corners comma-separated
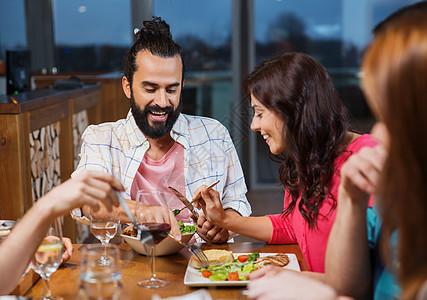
(71, 17, 251, 244)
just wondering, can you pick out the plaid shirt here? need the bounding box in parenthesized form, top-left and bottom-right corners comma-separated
(72, 110, 251, 218)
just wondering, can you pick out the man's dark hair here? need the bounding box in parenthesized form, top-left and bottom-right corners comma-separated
(373, 1, 427, 35)
(124, 16, 185, 87)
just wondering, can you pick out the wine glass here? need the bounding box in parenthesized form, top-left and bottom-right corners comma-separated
(79, 243, 122, 299)
(135, 190, 172, 288)
(32, 218, 63, 300)
(89, 206, 120, 266)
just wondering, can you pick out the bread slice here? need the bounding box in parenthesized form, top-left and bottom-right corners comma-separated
(189, 249, 234, 269)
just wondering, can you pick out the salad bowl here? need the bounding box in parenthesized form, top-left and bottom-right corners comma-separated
(121, 222, 196, 256)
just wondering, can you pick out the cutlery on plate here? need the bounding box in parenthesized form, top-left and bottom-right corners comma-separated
(168, 180, 220, 218)
(167, 233, 210, 268)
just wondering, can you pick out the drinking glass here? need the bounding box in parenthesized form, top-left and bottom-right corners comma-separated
(90, 206, 120, 266)
(135, 190, 172, 288)
(79, 243, 122, 300)
(32, 218, 63, 300)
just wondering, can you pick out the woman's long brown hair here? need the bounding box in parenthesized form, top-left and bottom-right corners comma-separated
(362, 13, 427, 300)
(244, 53, 352, 228)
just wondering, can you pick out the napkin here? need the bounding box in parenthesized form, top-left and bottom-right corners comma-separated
(151, 289, 212, 300)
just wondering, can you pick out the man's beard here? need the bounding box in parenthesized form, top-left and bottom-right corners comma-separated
(130, 93, 182, 139)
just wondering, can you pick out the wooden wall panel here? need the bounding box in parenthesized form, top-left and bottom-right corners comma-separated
(0, 113, 32, 219)
(0, 85, 100, 243)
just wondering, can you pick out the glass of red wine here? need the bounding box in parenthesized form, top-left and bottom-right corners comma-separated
(135, 190, 172, 288)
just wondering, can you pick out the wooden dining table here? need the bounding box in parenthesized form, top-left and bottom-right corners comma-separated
(13, 241, 308, 299)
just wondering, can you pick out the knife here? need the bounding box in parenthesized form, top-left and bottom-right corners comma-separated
(168, 180, 220, 218)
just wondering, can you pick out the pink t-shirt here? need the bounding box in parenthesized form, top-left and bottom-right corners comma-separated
(130, 142, 190, 222)
(267, 134, 378, 272)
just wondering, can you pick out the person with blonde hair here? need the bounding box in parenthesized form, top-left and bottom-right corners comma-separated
(326, 5, 427, 300)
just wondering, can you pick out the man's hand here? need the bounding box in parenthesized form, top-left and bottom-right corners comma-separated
(196, 213, 229, 244)
(135, 203, 182, 241)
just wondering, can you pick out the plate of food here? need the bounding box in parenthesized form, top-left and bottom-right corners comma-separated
(184, 249, 300, 286)
(121, 221, 197, 256)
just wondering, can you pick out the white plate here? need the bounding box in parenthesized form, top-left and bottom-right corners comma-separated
(184, 253, 300, 287)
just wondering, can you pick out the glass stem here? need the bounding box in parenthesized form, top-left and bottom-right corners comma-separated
(150, 246, 156, 280)
(102, 241, 107, 257)
(42, 276, 51, 299)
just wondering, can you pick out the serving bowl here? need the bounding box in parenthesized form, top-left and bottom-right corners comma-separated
(121, 224, 196, 256)
(0, 220, 16, 243)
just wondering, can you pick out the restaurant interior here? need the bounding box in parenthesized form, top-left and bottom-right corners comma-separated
(0, 0, 423, 298)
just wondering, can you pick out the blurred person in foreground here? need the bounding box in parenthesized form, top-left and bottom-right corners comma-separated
(326, 3, 427, 300)
(245, 2, 427, 299)
(0, 170, 123, 295)
(71, 17, 251, 244)
(195, 51, 377, 275)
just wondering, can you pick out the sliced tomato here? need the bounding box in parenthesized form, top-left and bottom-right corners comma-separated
(227, 272, 239, 281)
(237, 254, 249, 263)
(201, 270, 212, 278)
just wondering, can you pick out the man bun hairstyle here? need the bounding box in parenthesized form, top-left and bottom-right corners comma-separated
(124, 16, 185, 87)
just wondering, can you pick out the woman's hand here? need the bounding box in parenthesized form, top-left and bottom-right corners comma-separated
(39, 170, 124, 220)
(247, 269, 337, 300)
(193, 186, 227, 227)
(60, 237, 73, 264)
(339, 144, 387, 206)
(246, 265, 288, 280)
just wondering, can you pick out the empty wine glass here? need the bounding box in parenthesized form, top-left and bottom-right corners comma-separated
(135, 190, 172, 288)
(90, 205, 120, 266)
(79, 243, 122, 299)
(32, 218, 63, 300)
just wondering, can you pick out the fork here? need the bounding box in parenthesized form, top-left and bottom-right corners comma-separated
(168, 233, 210, 268)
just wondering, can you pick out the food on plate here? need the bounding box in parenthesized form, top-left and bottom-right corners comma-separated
(122, 221, 197, 237)
(237, 254, 249, 263)
(122, 225, 138, 237)
(256, 253, 289, 267)
(193, 252, 290, 282)
(178, 221, 197, 234)
(197, 251, 260, 281)
(189, 249, 234, 269)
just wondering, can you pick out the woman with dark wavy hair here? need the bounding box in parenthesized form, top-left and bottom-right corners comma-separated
(196, 52, 377, 273)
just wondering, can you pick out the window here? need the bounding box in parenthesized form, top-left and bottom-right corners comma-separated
(0, 0, 27, 59)
(251, 0, 422, 187)
(0, 0, 26, 95)
(52, 0, 132, 73)
(154, 0, 233, 129)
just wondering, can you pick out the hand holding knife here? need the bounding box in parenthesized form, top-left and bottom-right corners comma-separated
(168, 180, 220, 219)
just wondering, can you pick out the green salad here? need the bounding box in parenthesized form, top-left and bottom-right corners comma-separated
(178, 220, 197, 234)
(200, 252, 260, 281)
